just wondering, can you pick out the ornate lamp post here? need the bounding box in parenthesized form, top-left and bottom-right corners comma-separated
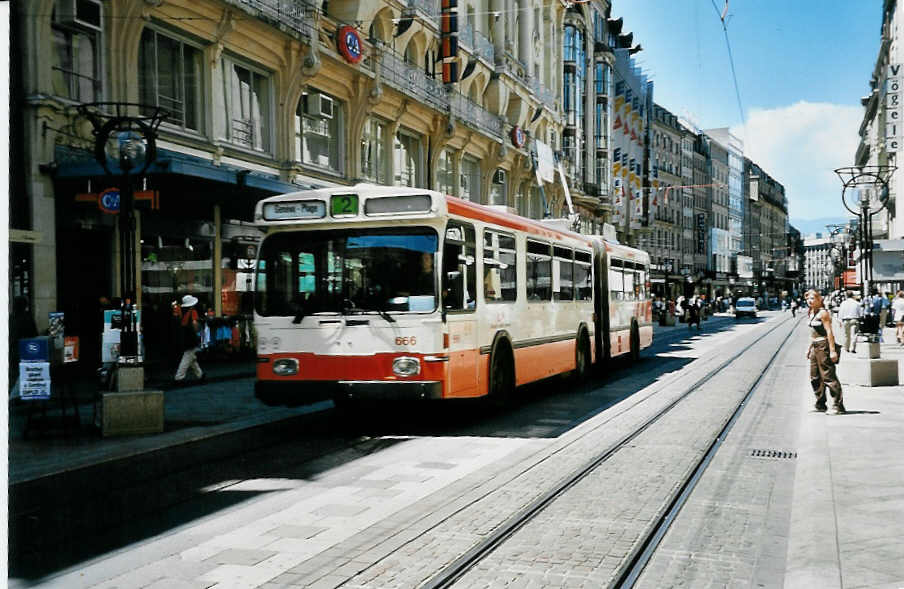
(835, 165, 895, 298)
(80, 103, 167, 363)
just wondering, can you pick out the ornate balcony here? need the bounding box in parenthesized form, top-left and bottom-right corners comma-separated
(459, 22, 495, 64)
(408, 0, 438, 19)
(529, 77, 557, 107)
(379, 49, 449, 112)
(233, 0, 315, 42)
(449, 91, 504, 139)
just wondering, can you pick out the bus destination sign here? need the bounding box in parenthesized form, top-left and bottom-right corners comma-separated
(263, 200, 326, 220)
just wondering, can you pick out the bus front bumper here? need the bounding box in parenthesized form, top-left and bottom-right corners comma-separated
(255, 380, 443, 406)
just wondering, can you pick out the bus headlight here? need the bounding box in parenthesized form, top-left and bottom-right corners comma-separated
(272, 358, 299, 376)
(392, 357, 420, 377)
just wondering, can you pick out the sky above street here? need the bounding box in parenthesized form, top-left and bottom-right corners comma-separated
(612, 0, 880, 223)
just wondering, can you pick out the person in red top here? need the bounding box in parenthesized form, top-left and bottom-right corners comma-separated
(174, 294, 205, 382)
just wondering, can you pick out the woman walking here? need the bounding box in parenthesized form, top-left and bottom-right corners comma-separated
(892, 290, 904, 344)
(805, 289, 844, 414)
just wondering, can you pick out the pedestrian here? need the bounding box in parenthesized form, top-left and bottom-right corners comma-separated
(174, 294, 205, 383)
(837, 290, 861, 353)
(805, 289, 844, 415)
(892, 290, 904, 344)
(861, 289, 884, 340)
(878, 291, 891, 339)
(688, 294, 701, 330)
(790, 297, 799, 317)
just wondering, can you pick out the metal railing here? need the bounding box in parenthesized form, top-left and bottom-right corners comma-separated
(530, 77, 557, 107)
(460, 23, 496, 63)
(233, 0, 316, 41)
(408, 0, 438, 19)
(380, 50, 449, 112)
(449, 91, 504, 139)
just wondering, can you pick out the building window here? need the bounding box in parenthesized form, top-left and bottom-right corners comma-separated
(51, 5, 101, 102)
(489, 168, 506, 206)
(437, 149, 455, 195)
(221, 57, 271, 152)
(296, 90, 342, 173)
(360, 116, 387, 183)
(139, 28, 203, 132)
(460, 156, 480, 202)
(394, 129, 422, 187)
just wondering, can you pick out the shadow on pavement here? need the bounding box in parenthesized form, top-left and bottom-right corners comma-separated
(8, 315, 750, 581)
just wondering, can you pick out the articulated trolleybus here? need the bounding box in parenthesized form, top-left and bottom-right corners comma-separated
(253, 184, 651, 406)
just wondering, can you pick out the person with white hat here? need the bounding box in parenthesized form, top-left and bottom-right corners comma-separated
(174, 294, 205, 382)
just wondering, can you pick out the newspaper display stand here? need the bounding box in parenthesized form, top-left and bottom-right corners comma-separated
(19, 331, 81, 439)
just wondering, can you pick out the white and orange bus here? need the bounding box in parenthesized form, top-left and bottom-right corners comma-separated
(252, 184, 651, 406)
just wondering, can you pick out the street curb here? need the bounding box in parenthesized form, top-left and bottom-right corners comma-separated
(784, 388, 843, 588)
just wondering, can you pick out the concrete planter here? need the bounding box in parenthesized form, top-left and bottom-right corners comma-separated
(102, 390, 165, 437)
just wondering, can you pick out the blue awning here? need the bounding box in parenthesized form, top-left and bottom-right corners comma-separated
(53, 145, 332, 194)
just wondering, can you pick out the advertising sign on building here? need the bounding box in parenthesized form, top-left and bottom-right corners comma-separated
(696, 213, 706, 254)
(886, 64, 902, 152)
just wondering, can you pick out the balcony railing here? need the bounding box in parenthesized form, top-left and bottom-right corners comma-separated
(530, 77, 557, 106)
(233, 0, 316, 42)
(380, 50, 449, 112)
(408, 0, 438, 19)
(449, 91, 503, 139)
(460, 23, 495, 63)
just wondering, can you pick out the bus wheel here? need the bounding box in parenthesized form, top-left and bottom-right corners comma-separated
(574, 330, 591, 383)
(489, 346, 514, 405)
(630, 323, 641, 362)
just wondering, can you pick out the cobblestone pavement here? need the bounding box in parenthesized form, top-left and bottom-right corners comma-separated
(633, 316, 808, 588)
(11, 313, 794, 589)
(445, 317, 797, 588)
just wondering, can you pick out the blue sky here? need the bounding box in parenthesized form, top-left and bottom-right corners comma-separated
(611, 1, 881, 223)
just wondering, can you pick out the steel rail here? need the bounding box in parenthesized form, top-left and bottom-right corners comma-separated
(422, 314, 796, 589)
(613, 315, 797, 587)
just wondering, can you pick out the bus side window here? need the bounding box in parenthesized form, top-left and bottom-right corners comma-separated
(609, 258, 623, 301)
(526, 240, 552, 301)
(483, 230, 517, 303)
(636, 266, 647, 299)
(623, 262, 635, 301)
(554, 246, 573, 301)
(575, 250, 592, 300)
(443, 222, 476, 312)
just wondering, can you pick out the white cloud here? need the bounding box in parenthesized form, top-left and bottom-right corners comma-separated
(729, 101, 862, 221)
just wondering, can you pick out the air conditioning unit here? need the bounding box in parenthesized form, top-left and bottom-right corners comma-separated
(492, 169, 506, 185)
(56, 0, 103, 31)
(304, 93, 334, 119)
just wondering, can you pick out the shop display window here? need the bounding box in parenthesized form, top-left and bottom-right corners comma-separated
(221, 225, 263, 317)
(141, 219, 214, 312)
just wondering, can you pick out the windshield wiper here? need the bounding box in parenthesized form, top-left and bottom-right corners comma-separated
(376, 307, 395, 323)
(292, 307, 306, 324)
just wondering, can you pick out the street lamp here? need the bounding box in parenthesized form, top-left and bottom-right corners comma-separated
(80, 103, 167, 363)
(835, 165, 895, 299)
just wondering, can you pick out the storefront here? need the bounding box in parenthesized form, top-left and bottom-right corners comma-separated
(51, 145, 329, 375)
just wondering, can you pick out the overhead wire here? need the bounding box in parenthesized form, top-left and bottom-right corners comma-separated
(709, 0, 746, 134)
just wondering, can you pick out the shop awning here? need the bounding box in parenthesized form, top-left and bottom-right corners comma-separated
(52, 145, 334, 195)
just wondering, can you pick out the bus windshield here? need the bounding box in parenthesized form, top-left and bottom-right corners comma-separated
(255, 227, 438, 318)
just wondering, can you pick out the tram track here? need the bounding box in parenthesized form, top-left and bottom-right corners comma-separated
(420, 313, 797, 588)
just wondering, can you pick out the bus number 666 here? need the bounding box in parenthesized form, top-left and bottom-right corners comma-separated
(395, 336, 416, 346)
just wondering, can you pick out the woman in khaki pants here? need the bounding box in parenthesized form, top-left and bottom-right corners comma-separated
(805, 289, 845, 415)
